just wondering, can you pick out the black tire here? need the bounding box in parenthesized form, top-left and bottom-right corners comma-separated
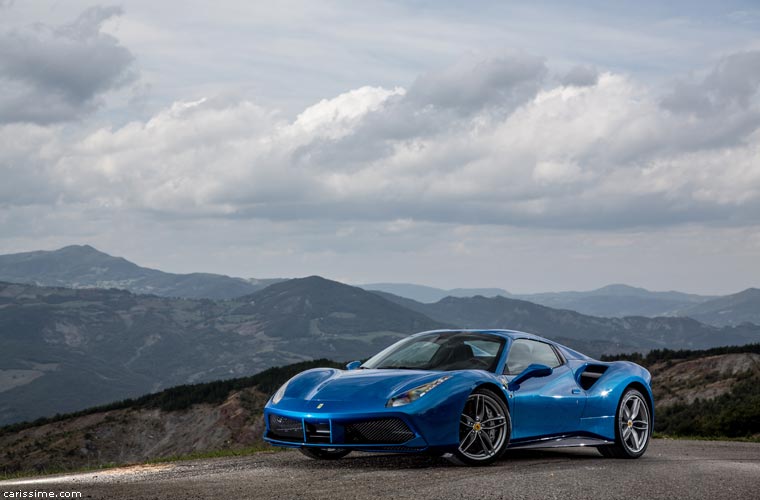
(447, 388, 511, 466)
(299, 447, 352, 460)
(598, 388, 651, 459)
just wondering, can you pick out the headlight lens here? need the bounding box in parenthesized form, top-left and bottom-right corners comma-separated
(386, 376, 451, 407)
(272, 380, 290, 404)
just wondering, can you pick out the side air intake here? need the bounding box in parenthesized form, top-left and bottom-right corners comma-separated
(579, 364, 608, 390)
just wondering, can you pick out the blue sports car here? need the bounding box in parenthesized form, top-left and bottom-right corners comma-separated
(263, 329, 653, 465)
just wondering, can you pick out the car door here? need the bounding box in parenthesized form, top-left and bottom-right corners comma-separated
(504, 338, 586, 440)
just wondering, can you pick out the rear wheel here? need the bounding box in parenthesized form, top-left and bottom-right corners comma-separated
(598, 388, 651, 459)
(299, 447, 351, 460)
(447, 388, 510, 466)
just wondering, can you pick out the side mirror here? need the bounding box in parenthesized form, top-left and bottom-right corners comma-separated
(507, 364, 553, 391)
(345, 360, 362, 371)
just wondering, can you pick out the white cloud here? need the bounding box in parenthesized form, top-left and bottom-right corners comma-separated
(2, 52, 760, 234)
(292, 86, 405, 137)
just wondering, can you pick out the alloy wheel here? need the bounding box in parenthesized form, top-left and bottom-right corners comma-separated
(619, 392, 650, 454)
(457, 391, 509, 462)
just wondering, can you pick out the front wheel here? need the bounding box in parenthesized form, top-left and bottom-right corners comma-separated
(299, 447, 351, 460)
(598, 388, 651, 459)
(447, 388, 511, 466)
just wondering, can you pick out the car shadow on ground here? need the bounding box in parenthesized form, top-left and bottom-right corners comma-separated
(285, 447, 605, 470)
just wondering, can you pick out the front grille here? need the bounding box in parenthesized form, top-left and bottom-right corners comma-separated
(345, 418, 414, 444)
(268, 415, 303, 441)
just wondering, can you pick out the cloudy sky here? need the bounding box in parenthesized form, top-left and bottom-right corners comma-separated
(1, 1, 759, 294)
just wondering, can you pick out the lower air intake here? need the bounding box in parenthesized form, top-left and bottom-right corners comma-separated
(269, 415, 303, 440)
(345, 418, 414, 444)
(306, 421, 331, 443)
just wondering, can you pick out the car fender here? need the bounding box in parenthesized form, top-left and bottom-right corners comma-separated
(579, 361, 653, 440)
(404, 370, 508, 448)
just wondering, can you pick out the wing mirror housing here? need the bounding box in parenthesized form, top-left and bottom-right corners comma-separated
(507, 364, 553, 391)
(345, 360, 362, 371)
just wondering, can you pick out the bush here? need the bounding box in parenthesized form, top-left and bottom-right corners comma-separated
(655, 377, 760, 438)
(601, 343, 760, 367)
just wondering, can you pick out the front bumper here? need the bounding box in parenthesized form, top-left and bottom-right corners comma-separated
(263, 408, 431, 452)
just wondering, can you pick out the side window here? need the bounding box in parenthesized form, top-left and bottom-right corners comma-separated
(504, 339, 562, 375)
(531, 341, 562, 369)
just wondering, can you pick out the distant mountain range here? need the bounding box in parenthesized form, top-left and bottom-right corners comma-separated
(373, 292, 760, 356)
(361, 282, 718, 319)
(0, 277, 442, 425)
(363, 282, 760, 326)
(0, 245, 285, 300)
(516, 284, 715, 318)
(360, 283, 510, 303)
(2, 275, 760, 425)
(1, 246, 757, 325)
(672, 288, 760, 327)
(1, 244, 759, 425)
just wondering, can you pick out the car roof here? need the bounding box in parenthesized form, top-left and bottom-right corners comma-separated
(413, 329, 592, 360)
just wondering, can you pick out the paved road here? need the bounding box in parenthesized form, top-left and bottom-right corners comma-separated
(2, 440, 759, 500)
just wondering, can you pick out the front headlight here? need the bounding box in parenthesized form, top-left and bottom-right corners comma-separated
(272, 380, 290, 405)
(386, 376, 451, 407)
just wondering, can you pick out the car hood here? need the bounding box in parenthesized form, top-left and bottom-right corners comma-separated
(284, 368, 445, 404)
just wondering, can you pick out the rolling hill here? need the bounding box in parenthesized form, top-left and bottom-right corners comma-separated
(0, 245, 284, 300)
(362, 281, 718, 318)
(516, 284, 714, 318)
(673, 288, 760, 326)
(2, 246, 752, 324)
(0, 359, 343, 475)
(359, 283, 510, 303)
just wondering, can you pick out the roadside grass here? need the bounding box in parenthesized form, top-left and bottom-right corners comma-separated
(0, 445, 282, 482)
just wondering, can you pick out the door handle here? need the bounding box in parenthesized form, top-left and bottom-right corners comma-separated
(572, 389, 581, 394)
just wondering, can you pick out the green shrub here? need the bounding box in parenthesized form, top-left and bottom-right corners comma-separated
(655, 376, 760, 438)
(601, 344, 760, 366)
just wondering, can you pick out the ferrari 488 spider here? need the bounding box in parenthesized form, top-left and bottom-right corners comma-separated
(263, 329, 653, 465)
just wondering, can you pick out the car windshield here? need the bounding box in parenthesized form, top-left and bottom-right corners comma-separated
(362, 332, 505, 372)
